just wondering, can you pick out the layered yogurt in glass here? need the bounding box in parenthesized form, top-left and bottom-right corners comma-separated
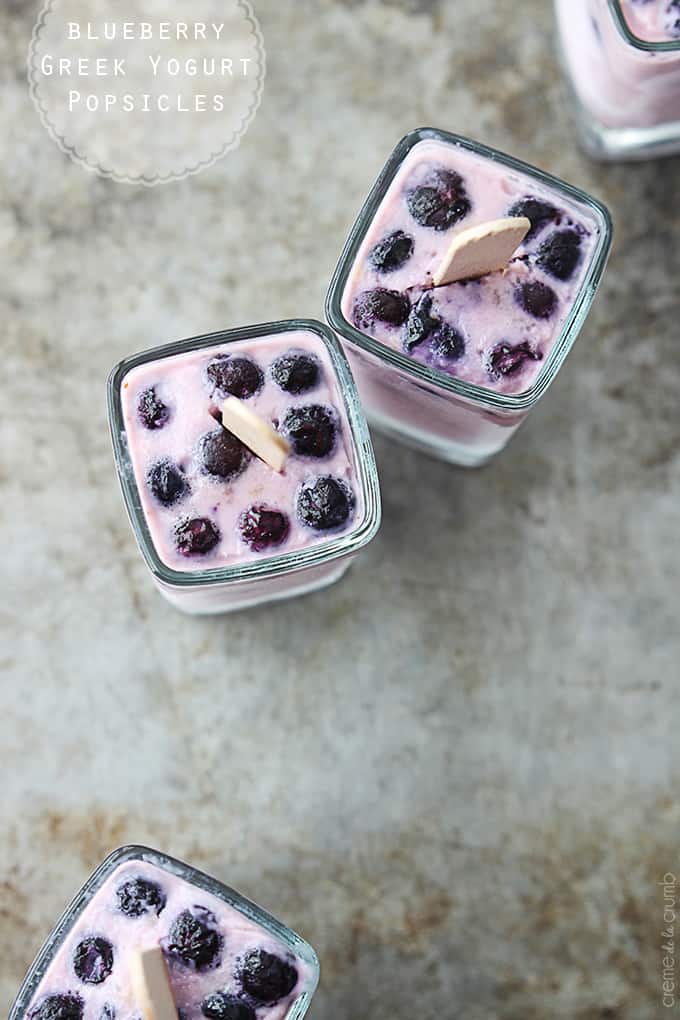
(555, 0, 680, 159)
(108, 321, 380, 613)
(9, 846, 319, 1020)
(326, 128, 612, 466)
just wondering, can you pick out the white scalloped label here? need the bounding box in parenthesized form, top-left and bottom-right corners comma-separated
(29, 0, 265, 185)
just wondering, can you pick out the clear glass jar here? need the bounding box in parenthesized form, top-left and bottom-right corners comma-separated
(108, 320, 381, 614)
(325, 127, 613, 467)
(9, 845, 320, 1020)
(555, 0, 680, 160)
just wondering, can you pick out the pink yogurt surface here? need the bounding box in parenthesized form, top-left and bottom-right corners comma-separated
(120, 330, 361, 573)
(26, 859, 313, 1020)
(341, 139, 600, 396)
(621, 0, 680, 41)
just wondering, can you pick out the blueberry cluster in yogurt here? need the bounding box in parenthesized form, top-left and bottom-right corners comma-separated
(342, 139, 601, 395)
(25, 860, 312, 1020)
(120, 330, 360, 572)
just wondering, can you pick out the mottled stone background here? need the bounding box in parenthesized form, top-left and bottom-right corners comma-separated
(1, 1, 678, 1018)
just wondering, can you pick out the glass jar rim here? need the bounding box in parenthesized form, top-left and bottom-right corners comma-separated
(107, 318, 381, 589)
(325, 126, 613, 413)
(609, 0, 680, 51)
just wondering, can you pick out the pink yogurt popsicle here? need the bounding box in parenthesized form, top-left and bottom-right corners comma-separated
(25, 858, 314, 1020)
(120, 330, 361, 572)
(555, 0, 680, 132)
(621, 0, 680, 41)
(341, 139, 600, 396)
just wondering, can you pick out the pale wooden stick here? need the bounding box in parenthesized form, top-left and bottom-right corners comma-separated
(129, 947, 179, 1020)
(221, 397, 290, 473)
(432, 216, 531, 286)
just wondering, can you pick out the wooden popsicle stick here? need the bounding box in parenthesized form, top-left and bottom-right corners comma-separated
(432, 216, 531, 286)
(130, 947, 179, 1020)
(221, 397, 290, 473)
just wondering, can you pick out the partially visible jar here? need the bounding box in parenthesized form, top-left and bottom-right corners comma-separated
(108, 320, 380, 614)
(555, 0, 680, 160)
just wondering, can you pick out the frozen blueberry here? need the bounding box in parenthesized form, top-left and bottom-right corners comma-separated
(515, 281, 558, 320)
(167, 908, 223, 970)
(137, 387, 170, 430)
(487, 341, 542, 379)
(30, 995, 84, 1020)
(282, 404, 337, 458)
(270, 351, 320, 394)
(201, 993, 255, 1020)
(406, 168, 471, 231)
(73, 937, 114, 985)
(667, 1, 680, 37)
(404, 293, 439, 351)
(406, 187, 441, 227)
(147, 460, 189, 507)
(199, 430, 251, 480)
(207, 355, 263, 399)
(507, 197, 559, 241)
(175, 518, 221, 557)
(239, 506, 290, 552)
(239, 949, 298, 1005)
(368, 230, 415, 273)
(296, 475, 354, 531)
(429, 323, 465, 362)
(352, 288, 411, 330)
(536, 229, 582, 281)
(116, 877, 166, 918)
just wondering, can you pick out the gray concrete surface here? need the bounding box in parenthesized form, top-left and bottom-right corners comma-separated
(1, 1, 678, 1018)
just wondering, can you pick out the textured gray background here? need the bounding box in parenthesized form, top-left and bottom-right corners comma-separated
(1, 1, 678, 1018)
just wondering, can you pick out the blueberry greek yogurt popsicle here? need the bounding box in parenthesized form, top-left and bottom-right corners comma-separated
(23, 856, 315, 1020)
(621, 0, 680, 40)
(121, 330, 360, 571)
(555, 0, 680, 141)
(341, 138, 601, 394)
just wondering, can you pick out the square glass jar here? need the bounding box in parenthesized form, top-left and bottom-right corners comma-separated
(555, 0, 680, 160)
(325, 127, 612, 467)
(9, 844, 320, 1020)
(108, 319, 381, 614)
